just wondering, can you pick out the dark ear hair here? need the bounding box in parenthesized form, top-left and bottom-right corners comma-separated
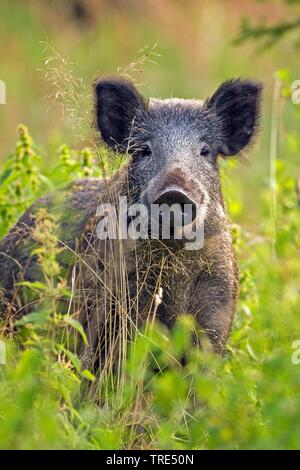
(94, 77, 146, 151)
(207, 79, 263, 156)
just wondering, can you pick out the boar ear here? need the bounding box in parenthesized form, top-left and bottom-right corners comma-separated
(94, 77, 146, 152)
(207, 79, 263, 156)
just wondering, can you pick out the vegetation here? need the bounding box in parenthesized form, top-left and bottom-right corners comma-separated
(1, 0, 300, 450)
(235, 0, 300, 50)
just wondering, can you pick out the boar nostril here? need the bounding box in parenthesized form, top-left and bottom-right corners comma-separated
(153, 190, 197, 226)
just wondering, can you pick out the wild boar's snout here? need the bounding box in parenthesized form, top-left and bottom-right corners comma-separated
(153, 189, 197, 226)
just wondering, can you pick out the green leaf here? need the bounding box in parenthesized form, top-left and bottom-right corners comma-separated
(0, 167, 13, 185)
(58, 346, 82, 372)
(63, 317, 88, 345)
(16, 281, 48, 291)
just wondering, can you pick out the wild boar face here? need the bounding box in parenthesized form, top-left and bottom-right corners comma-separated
(95, 77, 262, 241)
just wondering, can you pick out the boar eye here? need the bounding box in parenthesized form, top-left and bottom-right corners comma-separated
(140, 143, 152, 157)
(200, 144, 211, 157)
